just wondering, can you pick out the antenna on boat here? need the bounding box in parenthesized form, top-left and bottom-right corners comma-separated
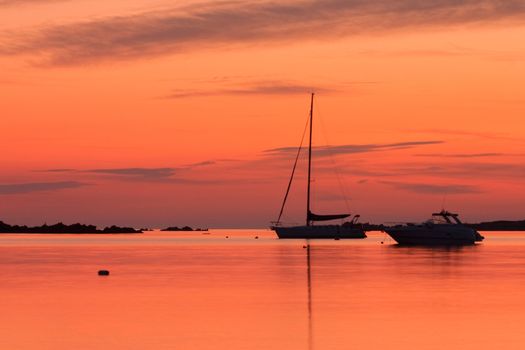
(441, 193, 448, 212)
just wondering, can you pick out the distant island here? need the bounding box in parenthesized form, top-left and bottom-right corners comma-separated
(161, 226, 208, 232)
(466, 220, 525, 231)
(0, 221, 142, 234)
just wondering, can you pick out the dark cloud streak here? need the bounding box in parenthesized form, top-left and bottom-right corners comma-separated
(410, 128, 523, 141)
(0, 181, 87, 194)
(266, 141, 444, 157)
(87, 168, 178, 179)
(165, 82, 335, 98)
(380, 180, 482, 194)
(2, 0, 525, 65)
(414, 153, 504, 158)
(36, 168, 77, 172)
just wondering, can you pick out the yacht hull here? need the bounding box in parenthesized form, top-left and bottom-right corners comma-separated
(385, 225, 484, 246)
(272, 225, 366, 239)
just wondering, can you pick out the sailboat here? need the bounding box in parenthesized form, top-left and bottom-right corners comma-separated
(271, 93, 366, 239)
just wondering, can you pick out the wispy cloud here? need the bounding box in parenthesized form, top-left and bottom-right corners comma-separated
(0, 181, 87, 194)
(424, 162, 525, 179)
(414, 153, 504, 158)
(86, 167, 178, 180)
(186, 160, 216, 167)
(35, 165, 262, 185)
(369, 161, 525, 180)
(35, 162, 242, 184)
(36, 168, 76, 172)
(164, 82, 335, 98)
(380, 180, 483, 194)
(2, 0, 525, 65)
(357, 46, 525, 62)
(265, 141, 444, 157)
(409, 128, 522, 141)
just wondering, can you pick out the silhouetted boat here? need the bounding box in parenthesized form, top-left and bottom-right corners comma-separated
(384, 210, 484, 245)
(271, 93, 366, 239)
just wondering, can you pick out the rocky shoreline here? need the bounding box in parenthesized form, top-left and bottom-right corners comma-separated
(0, 221, 142, 234)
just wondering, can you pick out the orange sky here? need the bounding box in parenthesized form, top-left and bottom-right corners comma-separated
(1, 0, 524, 227)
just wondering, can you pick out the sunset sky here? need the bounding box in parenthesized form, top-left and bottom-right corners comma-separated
(1, 0, 524, 228)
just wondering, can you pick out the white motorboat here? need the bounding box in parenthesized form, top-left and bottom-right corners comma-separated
(384, 210, 484, 245)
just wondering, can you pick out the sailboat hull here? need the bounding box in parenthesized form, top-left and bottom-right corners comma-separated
(272, 225, 366, 239)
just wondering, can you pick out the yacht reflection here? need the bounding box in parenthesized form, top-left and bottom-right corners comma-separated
(306, 241, 313, 350)
(388, 244, 479, 252)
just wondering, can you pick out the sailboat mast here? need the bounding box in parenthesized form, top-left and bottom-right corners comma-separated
(306, 93, 314, 226)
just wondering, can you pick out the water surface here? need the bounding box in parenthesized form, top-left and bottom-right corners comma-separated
(1, 230, 524, 350)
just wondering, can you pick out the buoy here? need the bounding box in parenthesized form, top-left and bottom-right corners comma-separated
(98, 270, 110, 276)
(255, 236, 259, 239)
(381, 241, 384, 244)
(226, 236, 229, 238)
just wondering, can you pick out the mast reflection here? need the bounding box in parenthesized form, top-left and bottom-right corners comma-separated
(306, 241, 313, 350)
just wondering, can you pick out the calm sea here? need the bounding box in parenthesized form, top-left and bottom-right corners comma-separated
(1, 230, 525, 350)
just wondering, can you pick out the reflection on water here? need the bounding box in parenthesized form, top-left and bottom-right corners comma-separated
(306, 243, 313, 350)
(1, 230, 525, 349)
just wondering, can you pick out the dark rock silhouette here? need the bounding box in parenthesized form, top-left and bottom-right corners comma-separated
(161, 226, 208, 232)
(102, 225, 142, 233)
(0, 221, 142, 234)
(466, 220, 525, 231)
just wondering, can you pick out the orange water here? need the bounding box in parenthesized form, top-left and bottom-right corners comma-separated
(1, 230, 524, 350)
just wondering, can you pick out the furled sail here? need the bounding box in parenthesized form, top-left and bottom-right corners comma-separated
(307, 211, 350, 222)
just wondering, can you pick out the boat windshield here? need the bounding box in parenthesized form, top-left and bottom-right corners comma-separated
(430, 211, 463, 224)
(429, 216, 451, 224)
